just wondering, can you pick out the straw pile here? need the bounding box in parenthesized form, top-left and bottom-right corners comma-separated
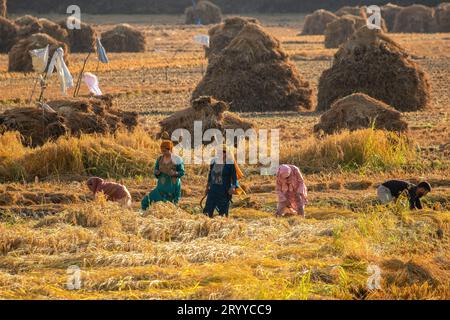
(335, 6, 367, 19)
(381, 3, 403, 31)
(0, 17, 18, 53)
(185, 0, 222, 25)
(324, 15, 366, 48)
(59, 18, 96, 53)
(435, 2, 450, 32)
(317, 26, 431, 112)
(301, 9, 338, 35)
(100, 24, 146, 52)
(393, 4, 438, 33)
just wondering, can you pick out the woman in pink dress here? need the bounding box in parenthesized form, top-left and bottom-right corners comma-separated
(276, 164, 308, 217)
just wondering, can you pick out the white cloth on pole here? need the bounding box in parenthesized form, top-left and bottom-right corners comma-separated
(47, 47, 74, 95)
(83, 72, 102, 96)
(193, 35, 210, 47)
(29, 45, 49, 73)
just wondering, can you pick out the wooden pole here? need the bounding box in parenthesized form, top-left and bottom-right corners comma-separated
(74, 52, 91, 97)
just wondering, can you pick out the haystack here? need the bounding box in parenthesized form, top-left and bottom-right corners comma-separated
(0, 16, 18, 53)
(185, 0, 222, 25)
(8, 33, 69, 72)
(46, 95, 138, 136)
(393, 4, 437, 33)
(313, 93, 408, 135)
(381, 3, 403, 31)
(59, 18, 96, 53)
(324, 15, 366, 48)
(0, 108, 68, 147)
(301, 9, 338, 35)
(335, 6, 367, 19)
(100, 24, 145, 52)
(382, 259, 443, 288)
(15, 15, 42, 38)
(435, 2, 450, 32)
(317, 26, 431, 112)
(206, 16, 259, 58)
(159, 96, 253, 143)
(38, 18, 68, 43)
(192, 19, 313, 112)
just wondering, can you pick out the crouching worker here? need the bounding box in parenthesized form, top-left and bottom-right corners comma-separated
(87, 177, 132, 207)
(276, 164, 308, 217)
(203, 145, 243, 218)
(141, 132, 185, 210)
(377, 180, 431, 210)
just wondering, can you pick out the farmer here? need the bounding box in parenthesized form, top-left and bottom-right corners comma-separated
(203, 145, 243, 218)
(141, 132, 185, 210)
(276, 164, 308, 217)
(86, 177, 132, 207)
(377, 180, 431, 210)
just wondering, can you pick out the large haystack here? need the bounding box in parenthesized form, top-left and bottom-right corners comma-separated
(38, 18, 68, 43)
(15, 15, 42, 38)
(185, 0, 222, 25)
(435, 2, 450, 32)
(381, 3, 403, 31)
(159, 96, 253, 144)
(101, 24, 145, 52)
(313, 93, 408, 135)
(192, 19, 313, 112)
(59, 18, 96, 53)
(301, 9, 338, 35)
(8, 33, 69, 72)
(46, 95, 138, 136)
(317, 26, 431, 112)
(393, 4, 437, 33)
(206, 16, 259, 58)
(0, 17, 18, 53)
(324, 15, 366, 48)
(335, 6, 367, 19)
(0, 108, 68, 147)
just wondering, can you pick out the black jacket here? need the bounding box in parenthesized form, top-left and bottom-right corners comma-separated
(382, 180, 423, 210)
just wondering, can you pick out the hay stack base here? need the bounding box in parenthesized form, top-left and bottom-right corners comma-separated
(59, 18, 96, 53)
(159, 96, 253, 145)
(8, 33, 69, 72)
(193, 18, 313, 112)
(101, 24, 145, 52)
(0, 17, 18, 53)
(301, 9, 338, 35)
(318, 27, 431, 112)
(185, 0, 222, 25)
(314, 93, 408, 135)
(393, 5, 438, 33)
(0, 96, 138, 147)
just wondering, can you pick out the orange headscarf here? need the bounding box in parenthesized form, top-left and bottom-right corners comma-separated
(160, 132, 173, 151)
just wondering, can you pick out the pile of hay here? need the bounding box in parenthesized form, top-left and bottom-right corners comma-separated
(335, 6, 367, 19)
(313, 93, 408, 135)
(38, 18, 68, 43)
(192, 18, 313, 112)
(159, 96, 254, 143)
(324, 15, 366, 48)
(317, 26, 431, 112)
(381, 3, 403, 31)
(206, 16, 259, 58)
(8, 33, 69, 72)
(0, 108, 68, 147)
(185, 0, 222, 25)
(100, 24, 145, 52)
(435, 2, 450, 32)
(15, 15, 43, 38)
(381, 259, 443, 288)
(59, 18, 96, 53)
(393, 4, 437, 33)
(0, 17, 18, 53)
(301, 9, 338, 35)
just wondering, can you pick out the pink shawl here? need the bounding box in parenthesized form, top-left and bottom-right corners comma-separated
(276, 164, 308, 199)
(86, 177, 131, 202)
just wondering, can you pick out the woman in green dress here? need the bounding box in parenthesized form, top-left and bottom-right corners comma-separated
(141, 133, 185, 210)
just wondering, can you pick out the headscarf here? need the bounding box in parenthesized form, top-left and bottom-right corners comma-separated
(276, 164, 307, 197)
(160, 131, 173, 151)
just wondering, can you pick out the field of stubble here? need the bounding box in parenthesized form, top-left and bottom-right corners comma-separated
(0, 14, 449, 300)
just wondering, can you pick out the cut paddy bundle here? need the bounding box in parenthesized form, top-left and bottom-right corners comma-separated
(59, 18, 96, 53)
(37, 18, 68, 43)
(301, 9, 338, 35)
(393, 4, 438, 33)
(8, 33, 69, 72)
(185, 0, 222, 25)
(317, 26, 431, 112)
(335, 6, 367, 19)
(381, 3, 403, 31)
(14, 15, 43, 39)
(206, 16, 259, 58)
(324, 15, 366, 49)
(192, 19, 313, 112)
(100, 24, 145, 52)
(313, 93, 408, 135)
(435, 2, 450, 32)
(0, 16, 18, 53)
(159, 96, 253, 142)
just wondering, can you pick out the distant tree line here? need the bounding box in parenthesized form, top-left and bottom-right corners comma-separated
(8, 0, 443, 14)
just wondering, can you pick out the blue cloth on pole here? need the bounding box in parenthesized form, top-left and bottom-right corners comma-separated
(96, 38, 109, 64)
